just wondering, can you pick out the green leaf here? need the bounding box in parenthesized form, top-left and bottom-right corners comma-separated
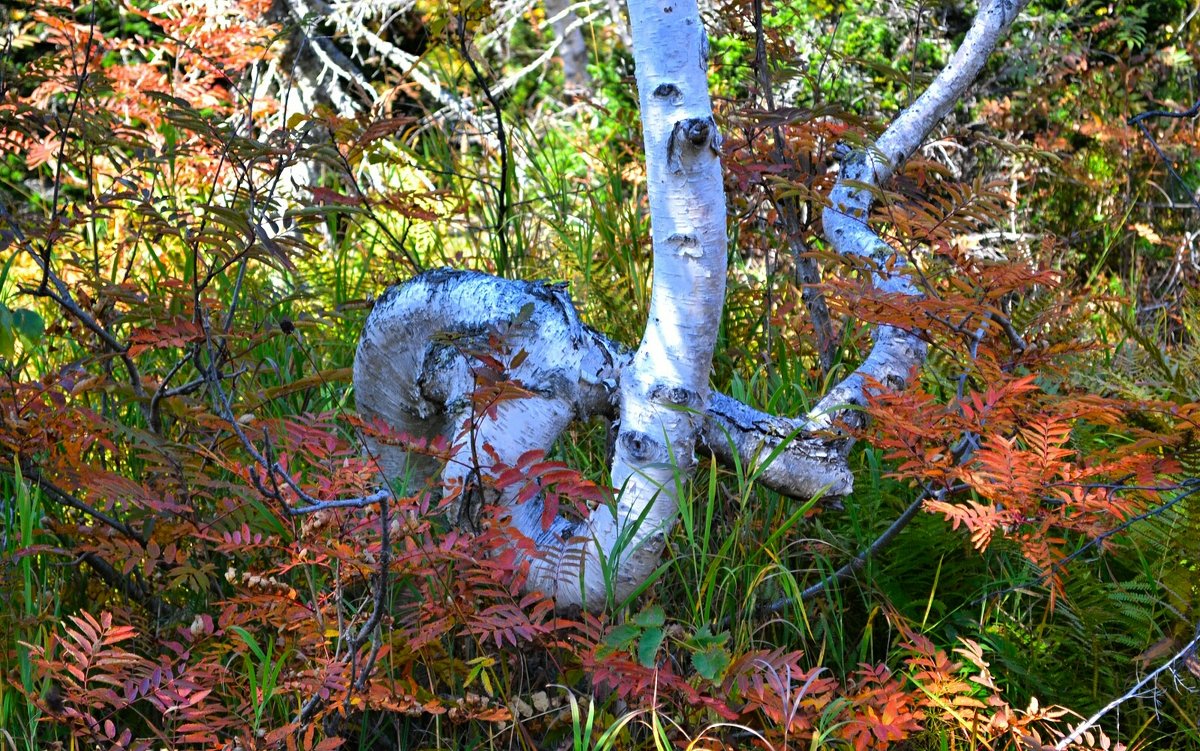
(229, 625, 267, 663)
(687, 625, 729, 650)
(632, 605, 665, 629)
(637, 626, 665, 668)
(11, 309, 44, 343)
(602, 624, 640, 653)
(691, 644, 730, 682)
(0, 304, 14, 360)
(465, 661, 483, 688)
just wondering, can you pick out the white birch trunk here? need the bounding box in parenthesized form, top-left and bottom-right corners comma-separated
(590, 0, 727, 608)
(353, 0, 1027, 611)
(354, 270, 851, 505)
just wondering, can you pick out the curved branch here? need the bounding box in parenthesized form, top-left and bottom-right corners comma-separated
(1054, 628, 1200, 750)
(354, 269, 850, 496)
(354, 270, 851, 608)
(811, 0, 1028, 440)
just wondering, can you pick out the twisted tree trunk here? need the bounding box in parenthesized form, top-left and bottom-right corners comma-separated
(354, 0, 1028, 611)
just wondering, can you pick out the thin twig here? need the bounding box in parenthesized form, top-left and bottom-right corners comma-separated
(21, 256, 148, 422)
(1129, 97, 1200, 213)
(751, 0, 835, 371)
(277, 329, 406, 723)
(795, 489, 929, 603)
(988, 311, 1027, 352)
(351, 493, 389, 654)
(1127, 96, 1200, 125)
(201, 343, 389, 514)
(149, 355, 192, 433)
(328, 131, 423, 274)
(196, 299, 413, 725)
(458, 16, 512, 274)
(23, 465, 144, 545)
(38, 2, 97, 295)
(1053, 629, 1200, 750)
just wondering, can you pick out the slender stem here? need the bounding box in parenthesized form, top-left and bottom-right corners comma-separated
(751, 0, 836, 371)
(458, 16, 511, 276)
(39, 2, 97, 295)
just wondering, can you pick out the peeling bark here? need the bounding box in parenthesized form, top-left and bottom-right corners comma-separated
(354, 271, 857, 503)
(355, 270, 622, 505)
(811, 0, 1027, 442)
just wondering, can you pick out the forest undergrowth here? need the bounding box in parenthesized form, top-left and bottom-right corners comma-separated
(0, 0, 1198, 749)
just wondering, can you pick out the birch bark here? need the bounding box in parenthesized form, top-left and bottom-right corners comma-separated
(591, 0, 727, 608)
(353, 0, 1029, 611)
(811, 0, 1028, 439)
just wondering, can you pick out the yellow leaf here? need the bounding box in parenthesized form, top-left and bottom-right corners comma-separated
(1130, 223, 1162, 245)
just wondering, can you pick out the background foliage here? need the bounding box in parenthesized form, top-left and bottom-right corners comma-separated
(1, 0, 1198, 749)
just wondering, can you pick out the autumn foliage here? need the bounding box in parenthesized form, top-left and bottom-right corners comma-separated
(1, 0, 1198, 749)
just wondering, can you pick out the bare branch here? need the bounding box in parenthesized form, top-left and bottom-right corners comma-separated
(23, 464, 145, 546)
(750, 0, 835, 371)
(1054, 628, 1200, 750)
(1129, 96, 1200, 213)
(37, 2, 97, 295)
(200, 343, 390, 515)
(1128, 96, 1200, 125)
(22, 254, 149, 423)
(457, 16, 512, 273)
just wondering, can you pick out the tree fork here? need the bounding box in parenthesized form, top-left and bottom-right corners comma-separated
(354, 0, 1029, 610)
(354, 269, 853, 609)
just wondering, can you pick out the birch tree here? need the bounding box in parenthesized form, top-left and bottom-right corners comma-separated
(354, 0, 1029, 610)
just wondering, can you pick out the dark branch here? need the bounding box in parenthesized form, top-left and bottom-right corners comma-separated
(458, 16, 512, 274)
(24, 464, 145, 546)
(1129, 97, 1200, 213)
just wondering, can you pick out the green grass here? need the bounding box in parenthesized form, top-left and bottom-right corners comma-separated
(3, 1, 1199, 747)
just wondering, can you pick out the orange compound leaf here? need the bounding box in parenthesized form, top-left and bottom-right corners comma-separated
(926, 498, 1011, 551)
(127, 318, 205, 357)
